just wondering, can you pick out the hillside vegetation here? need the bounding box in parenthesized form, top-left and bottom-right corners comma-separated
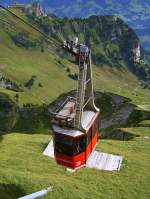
(0, 6, 150, 199)
(2, 0, 149, 52)
(25, 11, 150, 80)
(0, 7, 77, 105)
(0, 7, 149, 105)
(40, 0, 150, 53)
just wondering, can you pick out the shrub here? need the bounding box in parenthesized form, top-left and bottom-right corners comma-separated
(68, 73, 78, 80)
(0, 93, 18, 132)
(24, 76, 36, 89)
(11, 31, 37, 48)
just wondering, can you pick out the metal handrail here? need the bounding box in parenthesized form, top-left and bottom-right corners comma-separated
(50, 111, 74, 120)
(49, 96, 76, 121)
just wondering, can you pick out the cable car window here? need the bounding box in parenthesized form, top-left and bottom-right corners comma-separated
(54, 134, 74, 156)
(92, 119, 98, 137)
(87, 130, 92, 146)
(55, 144, 73, 156)
(55, 134, 73, 146)
(73, 136, 86, 155)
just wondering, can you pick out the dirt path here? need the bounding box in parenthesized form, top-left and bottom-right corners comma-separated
(137, 105, 150, 111)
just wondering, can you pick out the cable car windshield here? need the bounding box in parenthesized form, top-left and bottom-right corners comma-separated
(54, 134, 74, 156)
(54, 134, 85, 156)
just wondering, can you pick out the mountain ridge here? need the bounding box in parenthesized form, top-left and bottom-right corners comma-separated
(0, 5, 150, 107)
(24, 11, 150, 81)
(0, 6, 150, 199)
(1, 0, 150, 52)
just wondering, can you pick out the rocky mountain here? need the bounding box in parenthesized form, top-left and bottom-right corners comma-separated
(26, 13, 150, 80)
(1, 0, 150, 53)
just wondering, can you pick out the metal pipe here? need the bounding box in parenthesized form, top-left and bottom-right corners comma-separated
(18, 187, 52, 199)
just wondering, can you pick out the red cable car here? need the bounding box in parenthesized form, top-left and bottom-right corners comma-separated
(53, 109, 99, 169)
(51, 39, 100, 169)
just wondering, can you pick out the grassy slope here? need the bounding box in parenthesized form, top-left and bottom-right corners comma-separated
(0, 8, 76, 105)
(0, 8, 150, 199)
(0, 8, 150, 106)
(0, 127, 150, 199)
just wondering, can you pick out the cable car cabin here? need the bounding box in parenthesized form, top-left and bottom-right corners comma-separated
(51, 40, 100, 169)
(52, 100, 100, 169)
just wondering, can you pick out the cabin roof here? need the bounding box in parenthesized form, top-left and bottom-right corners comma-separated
(56, 101, 75, 120)
(53, 110, 97, 137)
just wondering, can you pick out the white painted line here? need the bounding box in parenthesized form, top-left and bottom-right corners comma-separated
(43, 140, 54, 158)
(86, 151, 123, 171)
